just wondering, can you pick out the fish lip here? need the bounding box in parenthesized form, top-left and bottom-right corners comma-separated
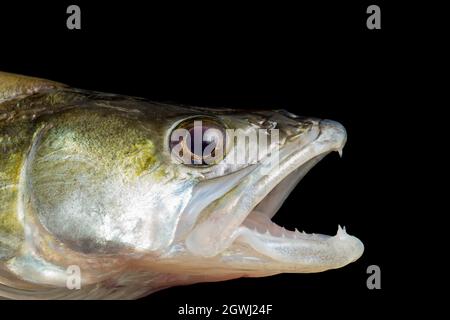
(185, 118, 349, 258)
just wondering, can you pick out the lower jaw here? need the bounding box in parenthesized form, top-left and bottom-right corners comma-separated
(226, 161, 364, 272)
(231, 211, 364, 272)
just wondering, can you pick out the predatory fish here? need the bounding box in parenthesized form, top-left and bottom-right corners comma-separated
(0, 71, 363, 299)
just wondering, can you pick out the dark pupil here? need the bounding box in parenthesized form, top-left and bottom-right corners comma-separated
(188, 127, 217, 159)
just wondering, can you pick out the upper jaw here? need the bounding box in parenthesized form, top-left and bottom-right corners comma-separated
(229, 119, 363, 272)
(184, 118, 364, 272)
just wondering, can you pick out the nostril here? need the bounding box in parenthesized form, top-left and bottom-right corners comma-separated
(258, 119, 278, 130)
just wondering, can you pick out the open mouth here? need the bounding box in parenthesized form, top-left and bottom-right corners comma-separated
(235, 159, 363, 272)
(185, 119, 364, 272)
(241, 153, 329, 235)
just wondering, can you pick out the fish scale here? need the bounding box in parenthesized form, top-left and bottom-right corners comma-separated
(0, 72, 363, 299)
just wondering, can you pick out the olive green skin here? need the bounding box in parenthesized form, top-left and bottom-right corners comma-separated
(0, 85, 184, 297)
(1, 72, 65, 259)
(1, 72, 361, 300)
(0, 72, 287, 298)
(0, 73, 216, 297)
(1, 74, 159, 254)
(0, 82, 196, 258)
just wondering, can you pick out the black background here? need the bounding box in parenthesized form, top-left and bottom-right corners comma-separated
(0, 0, 420, 317)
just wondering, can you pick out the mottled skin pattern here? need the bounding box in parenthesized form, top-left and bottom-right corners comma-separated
(0, 74, 211, 297)
(0, 72, 363, 299)
(1, 73, 64, 259)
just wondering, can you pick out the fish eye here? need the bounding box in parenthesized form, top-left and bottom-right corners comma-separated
(169, 117, 227, 166)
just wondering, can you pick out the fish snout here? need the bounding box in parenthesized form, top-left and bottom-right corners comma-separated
(318, 119, 348, 155)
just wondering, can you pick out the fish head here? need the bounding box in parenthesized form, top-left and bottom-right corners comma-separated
(150, 107, 364, 277)
(21, 99, 363, 288)
(0, 73, 364, 298)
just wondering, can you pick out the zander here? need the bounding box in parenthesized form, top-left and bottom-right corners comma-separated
(0, 71, 363, 299)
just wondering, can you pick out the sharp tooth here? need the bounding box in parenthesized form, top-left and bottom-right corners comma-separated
(265, 230, 271, 236)
(337, 225, 347, 237)
(338, 148, 343, 158)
